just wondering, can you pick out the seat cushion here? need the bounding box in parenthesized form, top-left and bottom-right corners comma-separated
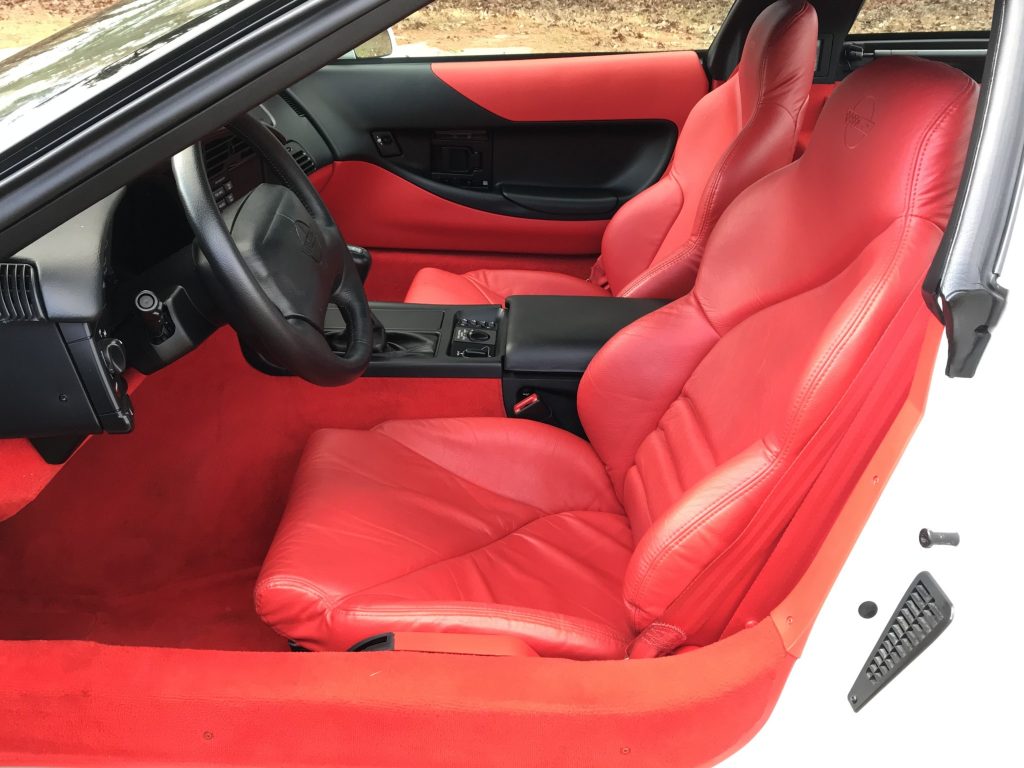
(255, 418, 633, 659)
(404, 266, 609, 305)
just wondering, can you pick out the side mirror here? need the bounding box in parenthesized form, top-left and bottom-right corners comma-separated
(348, 29, 395, 60)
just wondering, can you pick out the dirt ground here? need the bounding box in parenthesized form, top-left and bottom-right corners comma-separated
(0, 0, 995, 55)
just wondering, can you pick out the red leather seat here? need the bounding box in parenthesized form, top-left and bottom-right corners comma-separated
(256, 58, 978, 659)
(404, 0, 818, 306)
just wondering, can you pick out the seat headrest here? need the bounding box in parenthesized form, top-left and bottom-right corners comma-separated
(737, 0, 818, 121)
(800, 57, 978, 227)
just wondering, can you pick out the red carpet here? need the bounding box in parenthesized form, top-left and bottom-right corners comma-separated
(0, 328, 505, 650)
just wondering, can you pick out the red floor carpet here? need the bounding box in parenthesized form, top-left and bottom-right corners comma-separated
(0, 329, 505, 649)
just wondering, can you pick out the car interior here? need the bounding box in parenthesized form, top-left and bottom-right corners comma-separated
(0, 0, 1001, 762)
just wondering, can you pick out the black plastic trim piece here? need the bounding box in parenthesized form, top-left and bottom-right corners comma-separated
(501, 186, 619, 217)
(504, 296, 667, 375)
(844, 32, 990, 82)
(8, 190, 124, 322)
(923, 0, 1016, 378)
(348, 633, 396, 652)
(0, 323, 101, 440)
(29, 435, 88, 465)
(848, 572, 953, 712)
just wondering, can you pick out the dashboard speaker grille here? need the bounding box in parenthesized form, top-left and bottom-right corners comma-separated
(0, 263, 44, 322)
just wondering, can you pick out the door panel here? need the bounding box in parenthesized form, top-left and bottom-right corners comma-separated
(431, 52, 706, 130)
(291, 52, 709, 252)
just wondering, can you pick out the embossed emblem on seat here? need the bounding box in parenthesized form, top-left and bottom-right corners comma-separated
(844, 97, 877, 149)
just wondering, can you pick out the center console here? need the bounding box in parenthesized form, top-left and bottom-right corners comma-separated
(325, 302, 505, 377)
(327, 295, 667, 436)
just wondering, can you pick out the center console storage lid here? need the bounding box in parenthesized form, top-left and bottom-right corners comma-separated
(504, 295, 667, 375)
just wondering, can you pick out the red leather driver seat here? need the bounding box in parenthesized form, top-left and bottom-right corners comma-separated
(403, 0, 818, 305)
(256, 58, 978, 659)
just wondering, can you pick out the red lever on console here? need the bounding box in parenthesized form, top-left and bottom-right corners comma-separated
(513, 393, 541, 415)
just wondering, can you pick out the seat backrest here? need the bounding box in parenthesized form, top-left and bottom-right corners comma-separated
(597, 0, 817, 300)
(577, 57, 978, 653)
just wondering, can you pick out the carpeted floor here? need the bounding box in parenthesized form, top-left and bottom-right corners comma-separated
(0, 328, 505, 649)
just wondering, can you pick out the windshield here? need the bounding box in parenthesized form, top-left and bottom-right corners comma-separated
(0, 0, 263, 158)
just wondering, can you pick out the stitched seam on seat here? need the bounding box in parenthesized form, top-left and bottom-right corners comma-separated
(254, 575, 333, 622)
(689, 2, 810, 244)
(611, 300, 722, 506)
(629, 441, 777, 623)
(613, 178, 686, 293)
(345, 508, 627, 603)
(650, 425, 687, 489)
(907, 77, 976, 223)
(256, 575, 333, 601)
(782, 222, 910, 454)
(620, 237, 699, 297)
(462, 273, 503, 304)
(627, 466, 655, 534)
(680, 394, 720, 466)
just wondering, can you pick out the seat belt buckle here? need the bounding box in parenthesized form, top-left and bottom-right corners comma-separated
(512, 392, 551, 420)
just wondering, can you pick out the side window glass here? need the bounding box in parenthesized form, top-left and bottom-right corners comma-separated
(851, 1, 991, 34)
(389, 0, 733, 57)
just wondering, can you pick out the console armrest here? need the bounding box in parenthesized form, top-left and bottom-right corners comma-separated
(504, 296, 667, 375)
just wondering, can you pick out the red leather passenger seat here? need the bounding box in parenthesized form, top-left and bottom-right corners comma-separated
(403, 0, 818, 305)
(256, 58, 978, 659)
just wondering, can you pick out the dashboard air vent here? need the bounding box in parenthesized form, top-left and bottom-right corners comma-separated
(286, 141, 317, 175)
(0, 263, 44, 322)
(203, 135, 256, 181)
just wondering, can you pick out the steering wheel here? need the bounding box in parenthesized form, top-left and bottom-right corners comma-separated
(171, 113, 371, 386)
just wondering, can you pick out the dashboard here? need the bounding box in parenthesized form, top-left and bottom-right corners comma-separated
(0, 94, 333, 461)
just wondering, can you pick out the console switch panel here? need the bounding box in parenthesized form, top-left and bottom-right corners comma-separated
(450, 309, 499, 359)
